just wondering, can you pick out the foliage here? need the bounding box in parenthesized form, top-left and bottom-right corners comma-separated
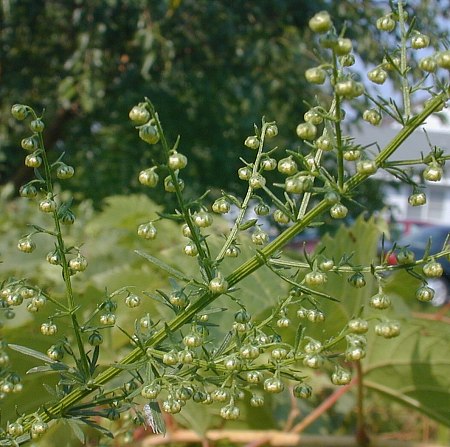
(1, 0, 448, 208)
(1, 2, 450, 446)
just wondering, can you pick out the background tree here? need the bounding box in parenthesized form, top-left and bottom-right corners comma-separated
(1, 0, 448, 209)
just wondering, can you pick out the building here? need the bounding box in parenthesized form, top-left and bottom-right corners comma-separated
(352, 107, 450, 227)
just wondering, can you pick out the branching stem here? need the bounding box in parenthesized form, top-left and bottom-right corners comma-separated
(398, 0, 412, 120)
(216, 122, 271, 262)
(32, 109, 90, 379)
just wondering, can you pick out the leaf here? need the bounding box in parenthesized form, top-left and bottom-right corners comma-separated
(284, 214, 386, 344)
(239, 218, 258, 231)
(363, 318, 450, 427)
(294, 324, 305, 355)
(43, 383, 59, 397)
(143, 400, 166, 435)
(66, 419, 86, 444)
(85, 194, 163, 233)
(57, 198, 73, 217)
(222, 191, 242, 208)
(27, 362, 74, 376)
(89, 345, 100, 375)
(175, 399, 214, 435)
(198, 307, 228, 316)
(8, 344, 55, 364)
(77, 418, 114, 438)
(111, 360, 147, 370)
(309, 215, 450, 426)
(135, 250, 191, 282)
(10, 434, 31, 445)
(27, 365, 58, 374)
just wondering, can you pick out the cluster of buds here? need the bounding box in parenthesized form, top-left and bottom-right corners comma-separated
(11, 105, 85, 279)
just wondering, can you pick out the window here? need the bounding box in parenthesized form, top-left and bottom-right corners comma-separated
(427, 188, 446, 220)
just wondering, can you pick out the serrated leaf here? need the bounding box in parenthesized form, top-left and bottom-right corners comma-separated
(307, 216, 450, 426)
(363, 318, 450, 427)
(299, 215, 386, 343)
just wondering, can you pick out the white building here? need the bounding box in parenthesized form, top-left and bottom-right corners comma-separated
(352, 108, 450, 227)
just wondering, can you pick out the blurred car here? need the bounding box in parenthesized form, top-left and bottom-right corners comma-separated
(387, 219, 433, 240)
(287, 227, 321, 253)
(385, 225, 450, 306)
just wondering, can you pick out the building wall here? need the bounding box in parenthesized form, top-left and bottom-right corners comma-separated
(383, 182, 450, 226)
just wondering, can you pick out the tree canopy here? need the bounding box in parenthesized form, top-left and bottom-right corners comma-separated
(1, 0, 448, 208)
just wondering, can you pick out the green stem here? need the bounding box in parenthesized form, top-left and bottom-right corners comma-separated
(18, 89, 448, 440)
(398, 0, 411, 120)
(296, 97, 336, 221)
(21, 199, 330, 437)
(147, 100, 213, 280)
(33, 112, 90, 379)
(269, 246, 450, 273)
(226, 200, 330, 286)
(331, 54, 345, 191)
(261, 184, 294, 220)
(384, 154, 450, 167)
(216, 122, 270, 262)
(296, 148, 324, 221)
(344, 92, 447, 193)
(355, 360, 369, 447)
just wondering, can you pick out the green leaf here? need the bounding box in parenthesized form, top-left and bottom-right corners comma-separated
(111, 360, 147, 371)
(66, 419, 86, 444)
(363, 318, 450, 427)
(238, 218, 258, 231)
(285, 214, 386, 344)
(294, 324, 305, 355)
(310, 215, 450, 426)
(27, 363, 70, 374)
(8, 344, 56, 364)
(85, 195, 163, 232)
(74, 417, 114, 438)
(135, 250, 191, 282)
(143, 400, 166, 435)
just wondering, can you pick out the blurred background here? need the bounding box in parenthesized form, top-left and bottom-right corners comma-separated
(1, 1, 450, 445)
(1, 0, 448, 205)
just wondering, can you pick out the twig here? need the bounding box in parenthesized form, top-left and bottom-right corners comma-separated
(290, 379, 356, 434)
(283, 386, 302, 432)
(139, 429, 448, 447)
(355, 361, 370, 447)
(412, 307, 450, 324)
(244, 436, 271, 447)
